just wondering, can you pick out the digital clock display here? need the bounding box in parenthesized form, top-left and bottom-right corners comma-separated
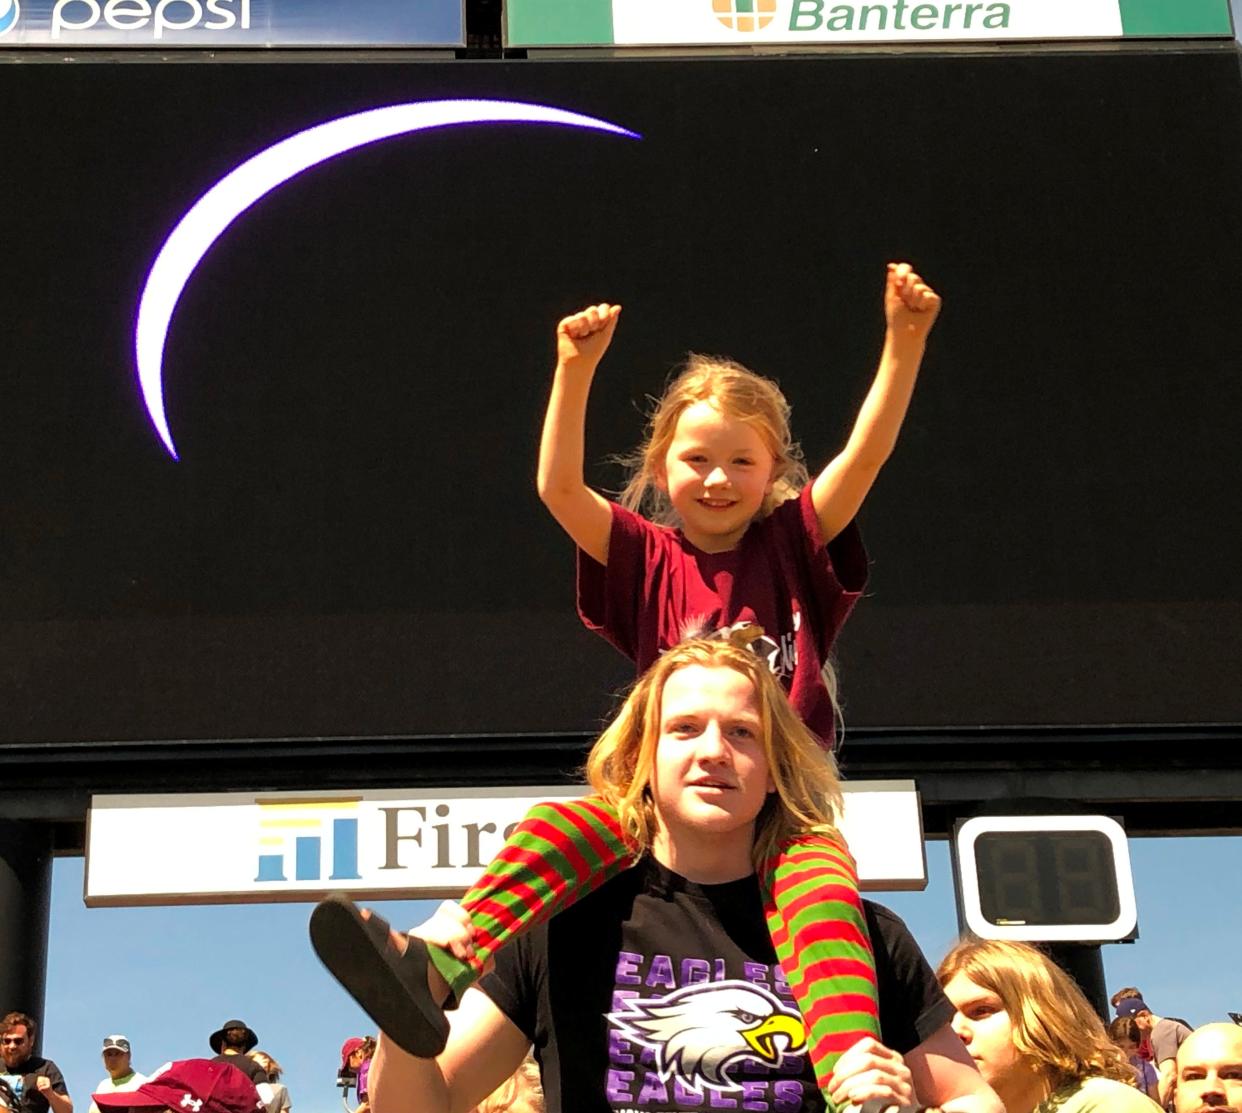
(955, 816, 1137, 942)
(974, 831, 1120, 927)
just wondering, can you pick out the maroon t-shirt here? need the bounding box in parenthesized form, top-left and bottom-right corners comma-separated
(576, 486, 867, 748)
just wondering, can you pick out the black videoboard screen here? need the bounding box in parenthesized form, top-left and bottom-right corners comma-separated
(2, 50, 1240, 744)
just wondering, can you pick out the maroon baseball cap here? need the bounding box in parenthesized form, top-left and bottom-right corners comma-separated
(340, 1038, 365, 1068)
(93, 1059, 264, 1113)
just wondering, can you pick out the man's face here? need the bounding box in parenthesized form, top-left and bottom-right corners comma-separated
(1134, 1011, 1155, 1033)
(1174, 1026, 1242, 1113)
(650, 664, 774, 845)
(102, 1048, 132, 1080)
(1, 1026, 32, 1070)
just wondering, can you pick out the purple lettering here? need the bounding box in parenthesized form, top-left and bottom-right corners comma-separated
(714, 959, 728, 981)
(647, 954, 676, 989)
(776, 1053, 805, 1077)
(606, 1070, 636, 1104)
(616, 951, 643, 986)
(709, 1090, 739, 1109)
(773, 1081, 806, 1112)
(682, 958, 712, 985)
(741, 1081, 769, 1112)
(772, 965, 792, 999)
(743, 961, 770, 987)
(608, 1029, 636, 1066)
(637, 1073, 670, 1104)
(612, 989, 640, 1012)
(673, 1080, 706, 1106)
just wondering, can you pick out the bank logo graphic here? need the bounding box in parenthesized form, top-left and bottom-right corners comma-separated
(608, 980, 806, 1091)
(0, 0, 20, 37)
(712, 0, 776, 32)
(255, 800, 362, 883)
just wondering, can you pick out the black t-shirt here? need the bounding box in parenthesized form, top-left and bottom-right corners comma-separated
(479, 858, 953, 1113)
(0, 1056, 69, 1113)
(209, 1055, 269, 1085)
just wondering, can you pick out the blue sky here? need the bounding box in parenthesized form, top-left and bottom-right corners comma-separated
(43, 835, 1240, 1113)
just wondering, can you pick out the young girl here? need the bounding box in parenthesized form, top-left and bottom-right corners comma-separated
(311, 263, 940, 1108)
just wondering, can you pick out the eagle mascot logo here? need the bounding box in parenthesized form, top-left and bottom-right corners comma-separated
(607, 980, 807, 1092)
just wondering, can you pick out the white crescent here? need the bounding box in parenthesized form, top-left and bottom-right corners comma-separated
(135, 98, 640, 458)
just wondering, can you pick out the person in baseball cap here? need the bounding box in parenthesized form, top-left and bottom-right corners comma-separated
(206, 1025, 267, 1086)
(1116, 996, 1150, 1019)
(1113, 997, 1195, 1103)
(88, 1037, 146, 1113)
(91, 1060, 264, 1113)
(339, 1039, 364, 1074)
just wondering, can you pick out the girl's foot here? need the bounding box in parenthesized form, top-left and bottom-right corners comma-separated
(309, 893, 450, 1058)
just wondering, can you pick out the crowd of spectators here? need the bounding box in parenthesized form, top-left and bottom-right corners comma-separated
(1, 967, 1234, 1113)
(0, 1014, 288, 1113)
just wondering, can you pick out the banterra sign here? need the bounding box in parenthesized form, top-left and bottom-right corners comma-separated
(0, 0, 464, 46)
(85, 782, 925, 905)
(505, 0, 1233, 46)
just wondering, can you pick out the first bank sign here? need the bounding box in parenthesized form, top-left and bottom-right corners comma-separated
(0, 0, 464, 45)
(85, 782, 926, 905)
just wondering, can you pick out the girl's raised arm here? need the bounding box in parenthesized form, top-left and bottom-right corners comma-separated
(536, 303, 621, 565)
(811, 263, 941, 542)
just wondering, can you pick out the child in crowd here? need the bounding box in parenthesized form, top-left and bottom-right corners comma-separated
(1108, 1017, 1161, 1101)
(312, 263, 940, 1106)
(939, 939, 1157, 1113)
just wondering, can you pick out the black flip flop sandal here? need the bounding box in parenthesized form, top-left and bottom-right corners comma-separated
(309, 893, 450, 1058)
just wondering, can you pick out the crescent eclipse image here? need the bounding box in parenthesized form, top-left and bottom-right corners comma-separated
(134, 98, 642, 459)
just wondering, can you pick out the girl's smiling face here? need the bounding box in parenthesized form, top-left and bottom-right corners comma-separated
(659, 400, 776, 553)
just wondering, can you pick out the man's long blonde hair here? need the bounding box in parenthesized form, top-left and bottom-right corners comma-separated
(938, 939, 1136, 1092)
(584, 628, 843, 869)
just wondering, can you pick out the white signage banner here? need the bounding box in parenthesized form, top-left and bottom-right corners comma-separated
(613, 0, 1121, 43)
(85, 780, 925, 906)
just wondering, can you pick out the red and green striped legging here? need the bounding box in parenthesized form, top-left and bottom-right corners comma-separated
(425, 796, 879, 1099)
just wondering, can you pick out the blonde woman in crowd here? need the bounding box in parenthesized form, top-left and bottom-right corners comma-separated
(247, 1052, 290, 1113)
(938, 940, 1161, 1113)
(471, 1056, 542, 1113)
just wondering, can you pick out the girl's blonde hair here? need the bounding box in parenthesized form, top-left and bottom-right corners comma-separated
(937, 939, 1136, 1092)
(248, 1051, 282, 1081)
(619, 355, 810, 525)
(584, 627, 843, 870)
(474, 1055, 543, 1113)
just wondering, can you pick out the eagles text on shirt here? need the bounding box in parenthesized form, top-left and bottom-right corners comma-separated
(604, 950, 812, 1112)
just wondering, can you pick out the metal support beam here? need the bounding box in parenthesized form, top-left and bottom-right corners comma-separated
(0, 821, 52, 1046)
